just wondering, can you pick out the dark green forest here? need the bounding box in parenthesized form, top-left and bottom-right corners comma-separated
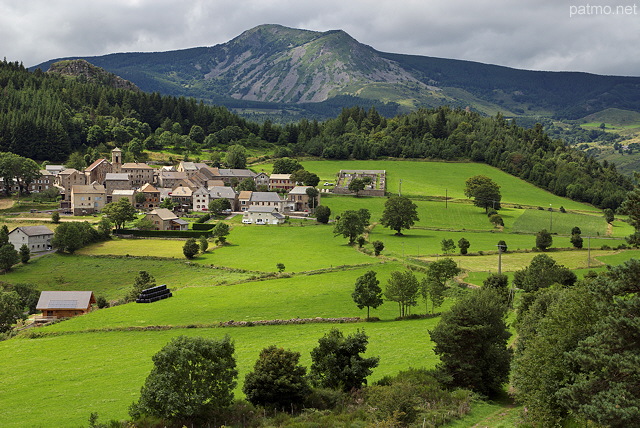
(0, 59, 632, 209)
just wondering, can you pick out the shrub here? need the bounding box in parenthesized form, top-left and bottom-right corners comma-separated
(243, 345, 310, 410)
(372, 240, 384, 256)
(183, 238, 199, 259)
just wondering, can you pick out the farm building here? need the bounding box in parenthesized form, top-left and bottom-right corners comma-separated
(8, 226, 53, 253)
(36, 291, 96, 320)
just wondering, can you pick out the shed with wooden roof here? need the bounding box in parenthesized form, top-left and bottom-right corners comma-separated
(36, 291, 96, 320)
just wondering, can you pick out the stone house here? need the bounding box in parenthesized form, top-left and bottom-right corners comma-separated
(104, 173, 131, 197)
(269, 174, 295, 191)
(8, 226, 54, 253)
(287, 186, 320, 212)
(139, 183, 160, 210)
(121, 163, 154, 188)
(57, 169, 86, 200)
(144, 208, 189, 231)
(71, 183, 106, 215)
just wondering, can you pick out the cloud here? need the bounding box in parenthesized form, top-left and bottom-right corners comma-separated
(1, 0, 638, 76)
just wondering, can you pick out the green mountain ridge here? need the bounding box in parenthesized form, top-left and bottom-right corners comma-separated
(33, 24, 640, 120)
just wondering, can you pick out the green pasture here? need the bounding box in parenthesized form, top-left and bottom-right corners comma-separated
(79, 224, 378, 272)
(2, 253, 254, 300)
(287, 160, 598, 211)
(1, 320, 439, 428)
(77, 237, 185, 259)
(511, 208, 608, 236)
(43, 263, 425, 333)
(425, 248, 622, 276)
(368, 224, 624, 257)
(323, 194, 522, 231)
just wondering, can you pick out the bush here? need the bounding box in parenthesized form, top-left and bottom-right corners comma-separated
(183, 238, 199, 259)
(243, 345, 310, 410)
(372, 240, 384, 256)
(192, 223, 215, 231)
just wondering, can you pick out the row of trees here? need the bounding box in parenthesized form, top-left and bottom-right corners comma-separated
(352, 258, 461, 319)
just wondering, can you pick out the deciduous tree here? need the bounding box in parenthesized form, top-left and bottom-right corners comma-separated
(430, 288, 511, 396)
(102, 198, 137, 230)
(0, 290, 24, 332)
(315, 205, 331, 224)
(352, 270, 384, 320)
(379, 196, 419, 235)
(243, 345, 310, 410)
(309, 328, 379, 391)
(333, 209, 369, 244)
(130, 335, 237, 423)
(535, 229, 553, 251)
(385, 270, 419, 318)
(464, 175, 501, 212)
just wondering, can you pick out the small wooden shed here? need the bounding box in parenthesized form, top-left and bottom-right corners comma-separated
(36, 291, 96, 320)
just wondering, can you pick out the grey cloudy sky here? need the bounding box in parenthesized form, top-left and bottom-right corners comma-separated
(2, 0, 639, 76)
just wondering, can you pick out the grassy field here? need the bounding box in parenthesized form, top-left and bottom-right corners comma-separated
(2, 253, 255, 300)
(0, 157, 637, 427)
(79, 224, 378, 273)
(285, 160, 598, 211)
(1, 320, 439, 428)
(42, 263, 417, 332)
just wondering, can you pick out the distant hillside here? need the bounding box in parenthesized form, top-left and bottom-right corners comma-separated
(47, 59, 140, 91)
(578, 108, 640, 126)
(34, 24, 640, 120)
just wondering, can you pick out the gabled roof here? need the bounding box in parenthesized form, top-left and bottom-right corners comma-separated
(121, 162, 153, 170)
(58, 168, 81, 176)
(159, 171, 188, 179)
(246, 206, 285, 219)
(9, 225, 53, 237)
(85, 158, 109, 171)
(208, 186, 237, 199)
(250, 192, 282, 203)
(112, 189, 135, 196)
(105, 173, 130, 181)
(148, 208, 178, 220)
(218, 169, 257, 177)
(247, 206, 279, 213)
(71, 183, 105, 194)
(171, 186, 193, 197)
(140, 183, 159, 193)
(36, 291, 95, 310)
(238, 190, 253, 200)
(193, 187, 209, 196)
(178, 161, 198, 171)
(45, 165, 65, 174)
(269, 174, 292, 180)
(288, 186, 312, 195)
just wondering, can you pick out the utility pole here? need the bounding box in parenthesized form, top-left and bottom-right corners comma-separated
(588, 236, 591, 268)
(445, 188, 448, 209)
(497, 244, 503, 275)
(550, 204, 553, 233)
(399, 179, 402, 197)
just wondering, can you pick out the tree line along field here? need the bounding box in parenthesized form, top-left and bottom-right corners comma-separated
(0, 159, 637, 427)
